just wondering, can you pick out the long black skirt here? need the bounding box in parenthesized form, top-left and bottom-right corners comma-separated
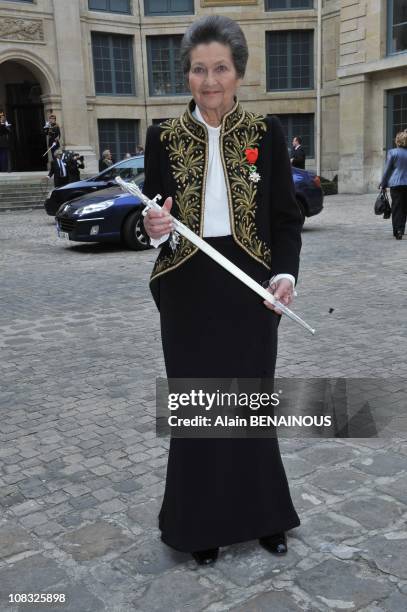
(155, 236, 300, 552)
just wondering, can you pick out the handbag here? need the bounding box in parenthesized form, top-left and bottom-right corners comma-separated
(374, 189, 391, 218)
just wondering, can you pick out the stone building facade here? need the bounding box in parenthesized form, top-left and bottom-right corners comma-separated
(0, 0, 406, 191)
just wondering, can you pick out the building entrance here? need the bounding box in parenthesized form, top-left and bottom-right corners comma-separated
(0, 61, 47, 171)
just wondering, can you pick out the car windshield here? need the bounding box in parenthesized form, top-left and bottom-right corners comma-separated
(99, 157, 144, 182)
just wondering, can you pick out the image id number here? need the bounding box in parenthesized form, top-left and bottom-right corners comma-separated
(9, 593, 66, 603)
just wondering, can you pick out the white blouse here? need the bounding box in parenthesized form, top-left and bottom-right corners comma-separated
(193, 105, 232, 237)
(149, 107, 295, 288)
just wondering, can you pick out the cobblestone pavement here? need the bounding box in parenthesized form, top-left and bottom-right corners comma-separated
(0, 194, 406, 612)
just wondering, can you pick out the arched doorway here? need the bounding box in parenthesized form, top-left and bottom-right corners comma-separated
(0, 60, 47, 171)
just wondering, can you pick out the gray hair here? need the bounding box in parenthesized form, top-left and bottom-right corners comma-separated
(180, 16, 248, 79)
(395, 131, 407, 148)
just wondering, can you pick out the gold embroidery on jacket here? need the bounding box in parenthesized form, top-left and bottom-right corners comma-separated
(222, 112, 271, 268)
(150, 116, 206, 281)
(150, 99, 270, 283)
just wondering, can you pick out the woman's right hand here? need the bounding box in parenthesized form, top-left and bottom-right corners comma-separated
(143, 196, 173, 240)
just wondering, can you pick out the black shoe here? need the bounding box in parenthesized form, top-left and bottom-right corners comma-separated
(259, 532, 287, 555)
(395, 231, 403, 240)
(191, 547, 219, 565)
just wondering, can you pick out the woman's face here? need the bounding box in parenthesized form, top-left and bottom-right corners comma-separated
(188, 42, 242, 116)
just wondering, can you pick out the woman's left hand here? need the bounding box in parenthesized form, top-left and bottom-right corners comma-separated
(263, 279, 294, 314)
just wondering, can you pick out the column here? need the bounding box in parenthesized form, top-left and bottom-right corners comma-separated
(53, 0, 98, 174)
(338, 75, 369, 193)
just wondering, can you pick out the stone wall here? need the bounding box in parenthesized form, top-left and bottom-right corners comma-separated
(337, 0, 407, 192)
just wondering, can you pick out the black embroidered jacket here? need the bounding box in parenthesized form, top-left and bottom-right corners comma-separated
(143, 98, 302, 300)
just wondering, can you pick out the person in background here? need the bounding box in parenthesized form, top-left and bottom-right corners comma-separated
(99, 149, 113, 171)
(66, 152, 85, 182)
(290, 136, 306, 169)
(0, 111, 12, 172)
(380, 130, 407, 240)
(124, 152, 132, 159)
(135, 145, 144, 155)
(44, 114, 61, 159)
(47, 149, 69, 188)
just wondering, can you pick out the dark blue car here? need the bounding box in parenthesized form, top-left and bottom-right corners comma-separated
(46, 155, 145, 216)
(55, 159, 323, 250)
(55, 173, 149, 250)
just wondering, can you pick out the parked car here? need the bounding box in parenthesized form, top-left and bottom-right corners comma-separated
(55, 173, 149, 250)
(55, 162, 323, 251)
(45, 155, 144, 216)
(291, 167, 324, 219)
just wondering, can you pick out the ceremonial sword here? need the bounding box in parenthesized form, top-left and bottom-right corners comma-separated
(115, 176, 315, 335)
(42, 142, 58, 158)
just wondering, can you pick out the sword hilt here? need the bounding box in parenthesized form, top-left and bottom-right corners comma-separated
(115, 176, 162, 213)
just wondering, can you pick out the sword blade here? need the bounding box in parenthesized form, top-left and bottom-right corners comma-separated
(176, 221, 315, 335)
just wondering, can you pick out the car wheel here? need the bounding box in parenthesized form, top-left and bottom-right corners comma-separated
(122, 209, 150, 250)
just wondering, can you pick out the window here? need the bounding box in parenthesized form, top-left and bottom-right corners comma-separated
(387, 0, 407, 54)
(265, 0, 313, 10)
(147, 36, 188, 96)
(266, 30, 314, 90)
(89, 0, 131, 13)
(99, 157, 145, 181)
(92, 33, 135, 95)
(270, 113, 315, 157)
(144, 0, 194, 16)
(387, 88, 407, 149)
(98, 119, 140, 163)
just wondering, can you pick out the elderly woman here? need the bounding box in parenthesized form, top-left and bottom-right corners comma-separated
(380, 130, 407, 240)
(142, 15, 302, 565)
(99, 149, 113, 172)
